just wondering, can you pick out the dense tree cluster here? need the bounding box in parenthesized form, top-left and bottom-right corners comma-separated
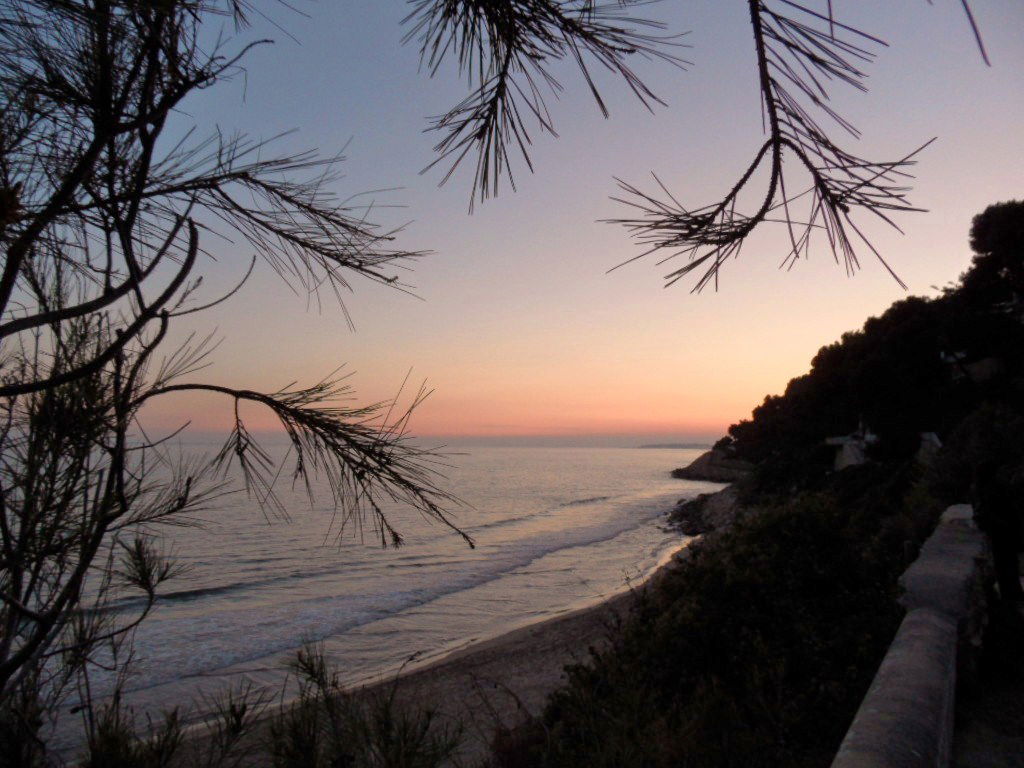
(724, 200, 1024, 496)
(492, 201, 1024, 768)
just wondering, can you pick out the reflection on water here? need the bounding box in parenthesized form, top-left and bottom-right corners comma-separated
(113, 441, 718, 715)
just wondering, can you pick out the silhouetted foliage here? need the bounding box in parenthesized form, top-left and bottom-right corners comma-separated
(496, 477, 929, 768)
(410, 1, 989, 289)
(0, 0, 469, 752)
(723, 199, 1024, 496)
(267, 645, 460, 768)
(404, 0, 688, 209)
(490, 201, 1024, 767)
(926, 402, 1024, 510)
(970, 200, 1024, 259)
(960, 200, 1024, 307)
(604, 1, 985, 290)
(0, 0, 1005, 761)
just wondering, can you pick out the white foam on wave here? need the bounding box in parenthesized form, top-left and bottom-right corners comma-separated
(123, 486, 686, 694)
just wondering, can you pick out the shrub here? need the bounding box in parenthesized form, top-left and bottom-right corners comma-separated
(267, 645, 461, 768)
(502, 474, 938, 768)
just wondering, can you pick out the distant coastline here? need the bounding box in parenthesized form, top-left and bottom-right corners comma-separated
(638, 442, 712, 450)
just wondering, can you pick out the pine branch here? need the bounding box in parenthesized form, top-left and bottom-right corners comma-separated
(406, 0, 689, 209)
(609, 0, 947, 290)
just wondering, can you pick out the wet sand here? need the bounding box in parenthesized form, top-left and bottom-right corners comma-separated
(377, 588, 640, 762)
(194, 546, 687, 767)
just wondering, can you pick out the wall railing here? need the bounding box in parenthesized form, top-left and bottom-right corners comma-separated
(831, 504, 988, 768)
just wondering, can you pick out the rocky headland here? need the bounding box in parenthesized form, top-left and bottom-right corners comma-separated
(670, 447, 754, 483)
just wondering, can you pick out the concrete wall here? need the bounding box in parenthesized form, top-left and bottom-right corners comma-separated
(831, 505, 989, 768)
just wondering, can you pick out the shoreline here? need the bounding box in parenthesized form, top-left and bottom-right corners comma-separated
(348, 531, 686, 690)
(350, 529, 690, 693)
(181, 535, 694, 765)
(320, 539, 694, 762)
(50, 487, 703, 761)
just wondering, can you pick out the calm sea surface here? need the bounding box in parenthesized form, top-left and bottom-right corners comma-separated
(109, 440, 720, 716)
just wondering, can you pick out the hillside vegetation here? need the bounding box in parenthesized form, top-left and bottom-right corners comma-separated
(490, 201, 1024, 768)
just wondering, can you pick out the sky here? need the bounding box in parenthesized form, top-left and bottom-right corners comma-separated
(141, 0, 1024, 441)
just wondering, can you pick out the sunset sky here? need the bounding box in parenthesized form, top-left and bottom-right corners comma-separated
(142, 0, 1024, 441)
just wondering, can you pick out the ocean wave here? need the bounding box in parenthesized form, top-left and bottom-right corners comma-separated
(555, 495, 615, 508)
(468, 512, 541, 534)
(462, 495, 619, 537)
(122, 490, 682, 694)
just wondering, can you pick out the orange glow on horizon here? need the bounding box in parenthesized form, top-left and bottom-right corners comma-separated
(139, 386, 745, 440)
(134, 2, 1022, 447)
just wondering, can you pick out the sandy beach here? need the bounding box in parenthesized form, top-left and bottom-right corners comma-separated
(314, 577, 671, 765)
(185, 542, 688, 767)
(197, 586, 642, 767)
(377, 587, 641, 762)
(345, 540, 689, 764)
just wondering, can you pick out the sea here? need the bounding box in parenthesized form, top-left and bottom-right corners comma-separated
(93, 438, 722, 723)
